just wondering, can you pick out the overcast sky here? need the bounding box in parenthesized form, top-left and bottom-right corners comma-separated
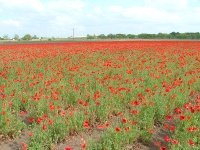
(0, 0, 200, 37)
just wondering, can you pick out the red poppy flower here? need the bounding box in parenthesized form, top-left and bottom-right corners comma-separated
(21, 142, 28, 150)
(188, 139, 195, 146)
(83, 120, 90, 129)
(65, 146, 73, 150)
(126, 69, 132, 74)
(165, 115, 173, 121)
(115, 127, 121, 132)
(160, 146, 167, 150)
(171, 139, 179, 145)
(169, 125, 175, 131)
(174, 107, 182, 114)
(164, 135, 170, 142)
(122, 118, 127, 124)
(180, 115, 186, 121)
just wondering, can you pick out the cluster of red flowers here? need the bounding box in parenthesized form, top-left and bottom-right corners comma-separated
(0, 41, 199, 149)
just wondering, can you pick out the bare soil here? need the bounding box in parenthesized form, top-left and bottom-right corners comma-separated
(0, 130, 29, 150)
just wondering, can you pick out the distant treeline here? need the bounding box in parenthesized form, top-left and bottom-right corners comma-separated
(1, 32, 200, 41)
(0, 34, 40, 41)
(87, 32, 200, 39)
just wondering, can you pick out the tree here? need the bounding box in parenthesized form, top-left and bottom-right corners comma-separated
(14, 34, 20, 40)
(90, 32, 200, 40)
(107, 34, 114, 39)
(98, 34, 106, 39)
(86, 34, 95, 39)
(3, 34, 9, 40)
(32, 35, 39, 39)
(127, 34, 136, 39)
(170, 32, 179, 39)
(157, 33, 169, 39)
(22, 34, 32, 40)
(115, 34, 127, 39)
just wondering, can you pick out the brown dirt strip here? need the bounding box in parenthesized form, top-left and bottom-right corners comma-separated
(0, 130, 29, 150)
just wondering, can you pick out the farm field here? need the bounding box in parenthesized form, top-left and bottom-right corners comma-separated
(0, 41, 200, 150)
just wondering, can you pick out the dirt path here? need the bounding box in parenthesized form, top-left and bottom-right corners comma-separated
(0, 130, 29, 150)
(126, 125, 168, 150)
(54, 129, 103, 150)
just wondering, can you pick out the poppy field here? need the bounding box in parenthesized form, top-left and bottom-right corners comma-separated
(0, 41, 200, 150)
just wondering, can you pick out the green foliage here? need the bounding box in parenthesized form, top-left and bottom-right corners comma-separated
(14, 34, 20, 40)
(1, 32, 200, 41)
(96, 32, 200, 39)
(22, 34, 32, 41)
(3, 34, 9, 40)
(97, 34, 106, 39)
(32, 35, 39, 39)
(87, 34, 96, 39)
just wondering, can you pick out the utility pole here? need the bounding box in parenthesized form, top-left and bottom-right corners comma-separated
(73, 28, 75, 40)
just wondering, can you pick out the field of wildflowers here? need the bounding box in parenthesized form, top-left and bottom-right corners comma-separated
(0, 41, 199, 150)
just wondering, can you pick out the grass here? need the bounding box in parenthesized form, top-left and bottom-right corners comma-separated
(0, 42, 199, 150)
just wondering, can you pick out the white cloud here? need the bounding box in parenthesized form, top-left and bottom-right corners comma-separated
(0, 0, 79, 11)
(0, 19, 21, 27)
(0, 0, 86, 32)
(52, 15, 77, 26)
(0, 0, 44, 12)
(46, 0, 85, 12)
(109, 5, 181, 24)
(41, 0, 86, 29)
(0, 0, 200, 37)
(0, 0, 85, 16)
(145, 0, 188, 11)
